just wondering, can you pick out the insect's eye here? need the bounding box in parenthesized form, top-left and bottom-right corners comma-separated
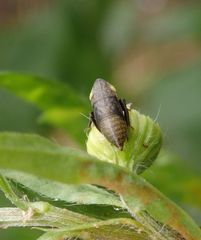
(108, 83, 116, 93)
(89, 90, 93, 100)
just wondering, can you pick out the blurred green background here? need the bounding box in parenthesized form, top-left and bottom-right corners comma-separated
(0, 0, 200, 239)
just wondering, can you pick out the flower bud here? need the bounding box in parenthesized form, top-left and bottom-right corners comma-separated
(86, 109, 162, 174)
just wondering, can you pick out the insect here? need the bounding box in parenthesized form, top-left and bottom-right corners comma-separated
(89, 78, 130, 150)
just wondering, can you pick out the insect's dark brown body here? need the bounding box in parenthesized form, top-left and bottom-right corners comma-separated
(89, 79, 130, 150)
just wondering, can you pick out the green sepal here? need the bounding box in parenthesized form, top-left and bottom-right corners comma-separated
(87, 109, 162, 174)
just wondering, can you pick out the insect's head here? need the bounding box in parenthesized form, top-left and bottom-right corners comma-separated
(89, 78, 117, 102)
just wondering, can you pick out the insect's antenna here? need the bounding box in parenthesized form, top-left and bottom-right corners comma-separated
(80, 113, 91, 136)
(154, 104, 162, 123)
(80, 112, 91, 121)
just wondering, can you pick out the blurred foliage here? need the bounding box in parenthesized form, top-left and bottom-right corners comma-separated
(0, 73, 89, 145)
(0, 0, 111, 93)
(141, 4, 201, 43)
(0, 88, 40, 133)
(142, 62, 201, 170)
(0, 228, 41, 240)
(0, 0, 201, 239)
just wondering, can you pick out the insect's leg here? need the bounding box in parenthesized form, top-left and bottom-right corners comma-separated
(89, 111, 100, 131)
(88, 112, 93, 128)
(119, 99, 130, 127)
(126, 102, 132, 110)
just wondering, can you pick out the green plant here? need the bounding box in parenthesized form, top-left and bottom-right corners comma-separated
(0, 73, 201, 240)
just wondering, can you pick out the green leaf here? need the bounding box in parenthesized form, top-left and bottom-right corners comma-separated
(36, 231, 75, 240)
(0, 173, 30, 210)
(36, 218, 144, 240)
(1, 169, 122, 208)
(0, 174, 145, 239)
(0, 132, 201, 239)
(143, 150, 201, 223)
(0, 73, 89, 144)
